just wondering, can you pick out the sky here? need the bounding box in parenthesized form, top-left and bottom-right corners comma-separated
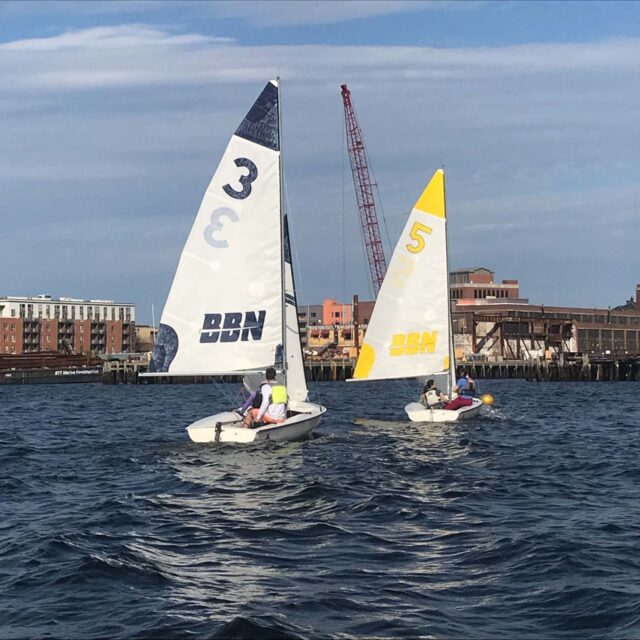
(2, 0, 640, 323)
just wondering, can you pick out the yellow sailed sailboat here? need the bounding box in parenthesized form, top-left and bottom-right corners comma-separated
(349, 169, 484, 423)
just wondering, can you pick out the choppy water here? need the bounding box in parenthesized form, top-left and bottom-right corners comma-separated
(1, 380, 640, 639)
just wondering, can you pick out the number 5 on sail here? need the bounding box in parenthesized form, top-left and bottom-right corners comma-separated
(350, 169, 483, 423)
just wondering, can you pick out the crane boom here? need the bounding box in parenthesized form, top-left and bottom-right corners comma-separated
(341, 84, 387, 296)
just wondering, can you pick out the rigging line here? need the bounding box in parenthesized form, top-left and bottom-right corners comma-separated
(364, 142, 394, 260)
(208, 377, 245, 407)
(281, 173, 304, 298)
(280, 149, 323, 408)
(341, 96, 346, 305)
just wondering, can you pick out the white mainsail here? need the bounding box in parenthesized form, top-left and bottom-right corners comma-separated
(352, 169, 453, 383)
(149, 81, 283, 375)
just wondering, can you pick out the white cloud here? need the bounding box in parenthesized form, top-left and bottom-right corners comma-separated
(2, 24, 640, 313)
(0, 24, 231, 51)
(207, 0, 455, 27)
(3, 28, 640, 93)
(2, 0, 472, 27)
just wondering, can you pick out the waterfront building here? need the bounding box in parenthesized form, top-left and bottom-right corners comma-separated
(298, 280, 640, 362)
(0, 294, 135, 355)
(134, 325, 157, 353)
(450, 268, 522, 303)
(454, 294, 640, 361)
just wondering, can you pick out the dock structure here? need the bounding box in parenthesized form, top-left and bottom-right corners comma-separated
(305, 356, 640, 383)
(462, 356, 640, 382)
(102, 355, 640, 384)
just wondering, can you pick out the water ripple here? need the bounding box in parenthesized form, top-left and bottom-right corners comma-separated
(1, 380, 640, 638)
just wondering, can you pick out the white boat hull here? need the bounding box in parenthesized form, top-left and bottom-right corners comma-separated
(404, 397, 483, 423)
(186, 401, 327, 444)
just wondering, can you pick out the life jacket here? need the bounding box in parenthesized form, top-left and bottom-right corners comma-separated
(271, 384, 288, 404)
(251, 381, 270, 409)
(253, 382, 288, 408)
(251, 390, 263, 409)
(426, 389, 440, 406)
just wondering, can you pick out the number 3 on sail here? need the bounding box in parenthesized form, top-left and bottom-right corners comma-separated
(141, 80, 326, 443)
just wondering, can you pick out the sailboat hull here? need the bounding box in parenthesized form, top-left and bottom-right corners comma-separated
(186, 403, 327, 444)
(404, 397, 483, 423)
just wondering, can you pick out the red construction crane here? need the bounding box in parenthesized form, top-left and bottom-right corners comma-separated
(341, 83, 387, 296)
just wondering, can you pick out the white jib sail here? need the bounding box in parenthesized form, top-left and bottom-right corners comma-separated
(283, 213, 308, 402)
(352, 169, 451, 381)
(149, 81, 283, 375)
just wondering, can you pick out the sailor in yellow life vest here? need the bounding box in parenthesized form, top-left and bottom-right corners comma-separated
(242, 367, 288, 428)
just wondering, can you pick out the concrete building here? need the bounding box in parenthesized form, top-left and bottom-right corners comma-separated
(0, 295, 135, 355)
(450, 268, 522, 304)
(135, 325, 157, 353)
(453, 291, 640, 361)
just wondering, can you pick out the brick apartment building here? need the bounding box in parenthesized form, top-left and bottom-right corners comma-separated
(0, 295, 135, 355)
(450, 267, 521, 302)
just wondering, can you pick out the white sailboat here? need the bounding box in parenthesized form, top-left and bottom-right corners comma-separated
(142, 79, 326, 443)
(350, 169, 483, 422)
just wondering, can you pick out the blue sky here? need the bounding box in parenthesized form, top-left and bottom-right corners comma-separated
(2, 1, 640, 322)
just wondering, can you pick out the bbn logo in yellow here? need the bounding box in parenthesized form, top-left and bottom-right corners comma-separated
(389, 331, 437, 356)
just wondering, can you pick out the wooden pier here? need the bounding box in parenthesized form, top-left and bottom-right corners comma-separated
(103, 355, 640, 384)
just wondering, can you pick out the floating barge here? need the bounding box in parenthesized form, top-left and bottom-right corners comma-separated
(0, 353, 103, 385)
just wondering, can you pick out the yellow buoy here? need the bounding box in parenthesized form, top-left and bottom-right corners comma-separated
(481, 393, 494, 406)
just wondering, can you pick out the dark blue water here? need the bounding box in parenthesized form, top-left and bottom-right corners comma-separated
(1, 380, 640, 639)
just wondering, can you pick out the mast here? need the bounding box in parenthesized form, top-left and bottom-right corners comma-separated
(277, 78, 287, 382)
(442, 170, 456, 396)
